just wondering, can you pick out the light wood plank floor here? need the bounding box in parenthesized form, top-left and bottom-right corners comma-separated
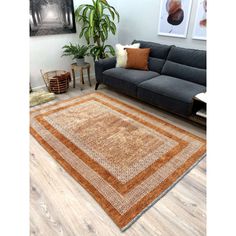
(30, 79, 206, 236)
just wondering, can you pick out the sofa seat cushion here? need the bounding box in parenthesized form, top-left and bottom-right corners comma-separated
(137, 75, 206, 116)
(103, 68, 159, 97)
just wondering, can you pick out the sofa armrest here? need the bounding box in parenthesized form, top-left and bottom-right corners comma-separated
(95, 57, 116, 83)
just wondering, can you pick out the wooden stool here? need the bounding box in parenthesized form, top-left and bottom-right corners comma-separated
(71, 63, 91, 89)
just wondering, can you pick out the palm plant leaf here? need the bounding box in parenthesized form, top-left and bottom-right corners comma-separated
(110, 21, 116, 35)
(109, 6, 120, 22)
(107, 7, 115, 20)
(97, 1, 103, 16)
(82, 7, 90, 18)
(75, 0, 119, 60)
(61, 43, 91, 59)
(89, 9, 95, 28)
(104, 44, 115, 55)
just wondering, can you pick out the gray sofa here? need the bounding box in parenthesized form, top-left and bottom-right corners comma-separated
(95, 40, 206, 118)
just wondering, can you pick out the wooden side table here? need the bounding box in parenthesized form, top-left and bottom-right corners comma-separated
(71, 62, 91, 89)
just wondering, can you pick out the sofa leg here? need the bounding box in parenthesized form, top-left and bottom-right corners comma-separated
(95, 82, 100, 90)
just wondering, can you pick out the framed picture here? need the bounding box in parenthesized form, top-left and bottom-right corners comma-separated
(30, 0, 76, 37)
(158, 0, 193, 38)
(192, 0, 207, 40)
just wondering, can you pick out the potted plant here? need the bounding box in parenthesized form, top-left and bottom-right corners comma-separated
(62, 43, 91, 65)
(75, 0, 119, 60)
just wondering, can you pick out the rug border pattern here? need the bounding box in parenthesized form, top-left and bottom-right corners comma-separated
(30, 92, 206, 230)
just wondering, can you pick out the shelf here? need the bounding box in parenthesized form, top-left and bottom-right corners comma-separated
(196, 108, 206, 118)
(189, 114, 206, 126)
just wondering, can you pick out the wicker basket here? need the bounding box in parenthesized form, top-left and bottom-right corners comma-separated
(41, 70, 71, 94)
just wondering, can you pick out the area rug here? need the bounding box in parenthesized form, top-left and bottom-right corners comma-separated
(30, 92, 206, 231)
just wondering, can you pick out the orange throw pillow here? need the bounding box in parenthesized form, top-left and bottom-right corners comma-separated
(126, 48, 151, 70)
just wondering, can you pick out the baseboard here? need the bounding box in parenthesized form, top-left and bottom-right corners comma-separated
(31, 73, 95, 91)
(32, 84, 47, 91)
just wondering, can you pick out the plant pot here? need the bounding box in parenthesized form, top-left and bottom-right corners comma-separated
(76, 58, 85, 65)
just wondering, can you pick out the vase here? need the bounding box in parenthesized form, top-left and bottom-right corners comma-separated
(76, 58, 85, 65)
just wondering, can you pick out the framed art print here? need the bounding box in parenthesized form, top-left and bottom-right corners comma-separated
(30, 0, 76, 37)
(192, 0, 207, 40)
(158, 0, 193, 38)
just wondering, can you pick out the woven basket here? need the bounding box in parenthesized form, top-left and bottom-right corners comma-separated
(41, 70, 70, 94)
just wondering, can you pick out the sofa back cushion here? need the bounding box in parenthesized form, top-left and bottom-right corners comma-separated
(161, 46, 206, 86)
(133, 40, 172, 73)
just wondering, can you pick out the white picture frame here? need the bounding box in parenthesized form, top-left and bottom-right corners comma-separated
(158, 0, 193, 38)
(192, 0, 207, 40)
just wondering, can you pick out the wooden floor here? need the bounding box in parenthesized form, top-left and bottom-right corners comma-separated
(30, 80, 206, 236)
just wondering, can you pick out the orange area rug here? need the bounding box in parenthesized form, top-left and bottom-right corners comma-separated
(30, 92, 206, 230)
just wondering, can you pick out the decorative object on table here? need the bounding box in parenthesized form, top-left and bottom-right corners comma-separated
(30, 90, 55, 107)
(158, 0, 192, 38)
(30, 0, 76, 36)
(62, 43, 91, 65)
(192, 0, 207, 40)
(71, 63, 91, 89)
(41, 70, 71, 94)
(30, 92, 206, 231)
(115, 43, 140, 68)
(75, 0, 119, 60)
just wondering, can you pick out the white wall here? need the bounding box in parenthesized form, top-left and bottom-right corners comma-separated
(30, 0, 205, 88)
(117, 0, 206, 50)
(30, 0, 118, 88)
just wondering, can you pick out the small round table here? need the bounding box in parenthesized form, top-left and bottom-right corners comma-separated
(71, 62, 91, 89)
